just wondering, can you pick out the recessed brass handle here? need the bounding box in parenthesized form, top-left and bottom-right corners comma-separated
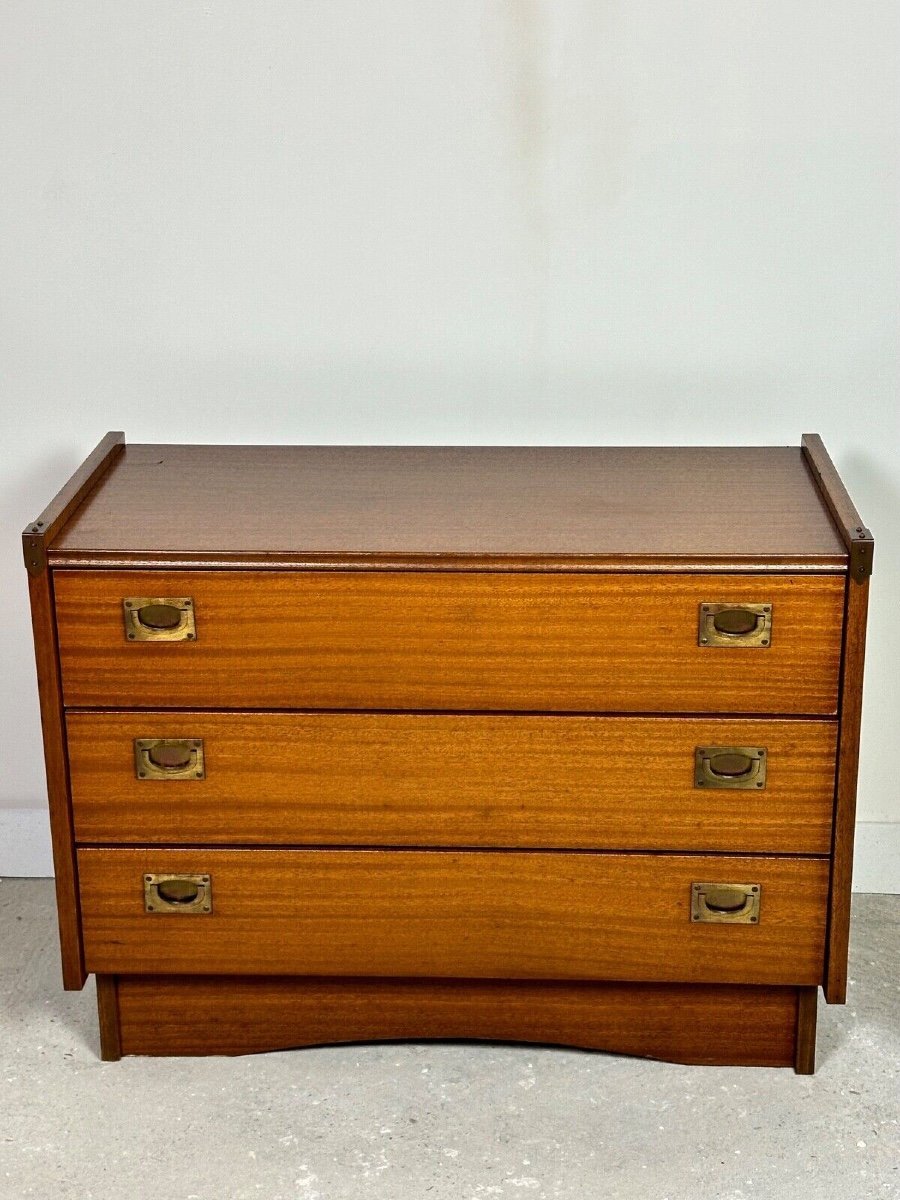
(144, 873, 212, 914)
(691, 882, 760, 924)
(695, 746, 767, 790)
(123, 597, 196, 642)
(134, 738, 205, 781)
(698, 603, 772, 648)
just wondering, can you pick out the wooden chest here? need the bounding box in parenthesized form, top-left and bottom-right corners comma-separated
(24, 435, 872, 1071)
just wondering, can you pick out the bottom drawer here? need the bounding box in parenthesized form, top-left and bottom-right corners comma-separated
(78, 848, 829, 985)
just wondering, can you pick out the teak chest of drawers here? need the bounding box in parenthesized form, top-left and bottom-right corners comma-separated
(24, 435, 872, 1071)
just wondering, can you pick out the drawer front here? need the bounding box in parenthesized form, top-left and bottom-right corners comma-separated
(78, 848, 828, 984)
(68, 712, 837, 853)
(55, 571, 844, 713)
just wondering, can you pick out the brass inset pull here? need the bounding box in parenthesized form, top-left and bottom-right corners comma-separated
(123, 597, 196, 642)
(698, 603, 772, 648)
(144, 873, 212, 914)
(134, 738, 205, 780)
(691, 882, 760, 924)
(695, 746, 766, 790)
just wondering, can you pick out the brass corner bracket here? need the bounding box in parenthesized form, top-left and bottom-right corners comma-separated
(850, 529, 874, 582)
(22, 527, 47, 576)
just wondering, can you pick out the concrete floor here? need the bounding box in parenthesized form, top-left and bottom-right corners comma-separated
(0, 880, 897, 1200)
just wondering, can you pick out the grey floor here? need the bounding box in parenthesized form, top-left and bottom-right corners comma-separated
(0, 881, 897, 1200)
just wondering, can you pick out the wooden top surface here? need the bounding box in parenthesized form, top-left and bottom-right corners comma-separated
(50, 443, 847, 570)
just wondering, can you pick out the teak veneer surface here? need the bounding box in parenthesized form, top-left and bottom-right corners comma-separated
(107, 975, 801, 1067)
(78, 848, 829, 984)
(68, 712, 837, 853)
(54, 571, 844, 713)
(26, 569, 85, 988)
(827, 574, 870, 1002)
(50, 444, 846, 568)
(24, 433, 872, 1069)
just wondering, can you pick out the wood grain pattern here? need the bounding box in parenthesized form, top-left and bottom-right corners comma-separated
(77, 848, 829, 985)
(826, 576, 870, 1003)
(26, 567, 86, 989)
(68, 711, 837, 853)
(50, 444, 846, 568)
(55, 571, 845, 713)
(111, 975, 800, 1067)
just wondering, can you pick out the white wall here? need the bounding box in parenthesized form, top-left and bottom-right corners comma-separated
(2, 2, 898, 885)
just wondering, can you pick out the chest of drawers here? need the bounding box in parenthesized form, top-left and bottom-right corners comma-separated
(23, 434, 872, 1071)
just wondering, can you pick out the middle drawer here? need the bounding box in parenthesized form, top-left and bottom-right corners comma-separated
(68, 712, 837, 853)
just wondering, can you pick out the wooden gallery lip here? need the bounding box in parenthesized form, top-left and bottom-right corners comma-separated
(23, 434, 872, 1073)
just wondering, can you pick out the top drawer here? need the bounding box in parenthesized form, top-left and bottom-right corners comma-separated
(54, 571, 845, 714)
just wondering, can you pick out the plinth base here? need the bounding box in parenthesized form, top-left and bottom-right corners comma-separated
(96, 976, 818, 1073)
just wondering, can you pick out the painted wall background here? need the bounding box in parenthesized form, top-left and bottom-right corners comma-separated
(1, 2, 897, 885)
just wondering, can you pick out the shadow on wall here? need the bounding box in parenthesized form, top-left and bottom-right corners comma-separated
(841, 450, 898, 573)
(8, 445, 90, 533)
(154, 351, 789, 447)
(2, 441, 92, 832)
(838, 446, 899, 834)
